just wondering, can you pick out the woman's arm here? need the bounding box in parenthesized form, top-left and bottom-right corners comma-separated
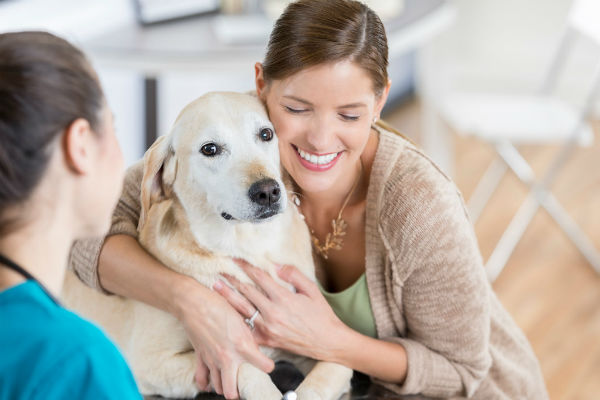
(371, 151, 493, 398)
(328, 324, 408, 384)
(99, 234, 196, 319)
(216, 262, 408, 383)
(271, 265, 411, 384)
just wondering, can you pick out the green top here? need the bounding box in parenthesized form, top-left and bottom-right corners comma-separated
(319, 273, 377, 338)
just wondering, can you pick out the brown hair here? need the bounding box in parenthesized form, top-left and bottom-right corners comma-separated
(0, 31, 104, 235)
(262, 0, 389, 96)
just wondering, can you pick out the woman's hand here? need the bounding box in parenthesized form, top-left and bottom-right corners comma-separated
(173, 276, 274, 399)
(213, 259, 350, 362)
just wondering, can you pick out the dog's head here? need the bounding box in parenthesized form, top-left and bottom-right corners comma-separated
(139, 92, 285, 230)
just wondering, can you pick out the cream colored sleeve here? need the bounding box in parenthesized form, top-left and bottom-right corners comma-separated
(68, 160, 144, 293)
(375, 148, 491, 398)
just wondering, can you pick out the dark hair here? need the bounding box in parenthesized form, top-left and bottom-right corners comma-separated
(0, 31, 104, 235)
(262, 0, 389, 96)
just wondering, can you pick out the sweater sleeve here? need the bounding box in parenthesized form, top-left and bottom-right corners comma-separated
(375, 148, 492, 398)
(68, 161, 144, 293)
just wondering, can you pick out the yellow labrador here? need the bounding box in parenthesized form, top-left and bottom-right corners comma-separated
(62, 92, 352, 400)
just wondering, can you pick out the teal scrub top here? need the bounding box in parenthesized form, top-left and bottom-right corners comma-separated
(0, 280, 141, 400)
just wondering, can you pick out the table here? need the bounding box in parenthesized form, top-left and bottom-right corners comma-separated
(83, 0, 455, 149)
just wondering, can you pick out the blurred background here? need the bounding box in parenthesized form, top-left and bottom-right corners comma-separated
(1, 0, 599, 398)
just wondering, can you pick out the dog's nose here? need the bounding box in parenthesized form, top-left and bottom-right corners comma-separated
(248, 178, 281, 206)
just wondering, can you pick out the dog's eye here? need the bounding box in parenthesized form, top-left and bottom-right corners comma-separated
(200, 143, 220, 157)
(259, 128, 274, 142)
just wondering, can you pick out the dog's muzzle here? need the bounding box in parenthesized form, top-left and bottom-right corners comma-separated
(248, 178, 282, 220)
(248, 178, 281, 206)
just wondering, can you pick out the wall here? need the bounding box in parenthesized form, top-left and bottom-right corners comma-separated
(4, 0, 594, 166)
(428, 0, 599, 109)
(0, 0, 145, 166)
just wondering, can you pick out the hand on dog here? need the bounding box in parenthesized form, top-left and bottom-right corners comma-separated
(177, 279, 274, 399)
(214, 259, 350, 362)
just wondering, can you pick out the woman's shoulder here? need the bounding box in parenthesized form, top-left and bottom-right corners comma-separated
(369, 126, 482, 283)
(372, 126, 464, 213)
(58, 306, 116, 344)
(1, 282, 120, 359)
(0, 284, 139, 397)
(50, 306, 130, 366)
(40, 309, 139, 390)
(39, 310, 139, 392)
(370, 126, 472, 252)
(11, 287, 121, 355)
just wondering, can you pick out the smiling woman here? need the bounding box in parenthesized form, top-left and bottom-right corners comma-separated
(68, 1, 549, 399)
(221, 1, 550, 398)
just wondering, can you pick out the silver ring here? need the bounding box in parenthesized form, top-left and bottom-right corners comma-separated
(244, 310, 259, 330)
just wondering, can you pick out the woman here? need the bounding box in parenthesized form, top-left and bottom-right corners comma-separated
(0, 32, 140, 398)
(70, 0, 549, 398)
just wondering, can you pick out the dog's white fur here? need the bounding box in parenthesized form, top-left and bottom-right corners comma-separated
(62, 92, 352, 399)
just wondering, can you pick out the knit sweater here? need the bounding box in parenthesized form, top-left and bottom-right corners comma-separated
(69, 127, 548, 399)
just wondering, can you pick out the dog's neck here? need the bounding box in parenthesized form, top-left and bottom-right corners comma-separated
(139, 195, 314, 286)
(181, 201, 287, 263)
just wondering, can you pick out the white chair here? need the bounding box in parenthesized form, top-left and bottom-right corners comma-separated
(438, 0, 600, 282)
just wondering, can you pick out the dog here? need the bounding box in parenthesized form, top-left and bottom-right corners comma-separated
(62, 92, 353, 399)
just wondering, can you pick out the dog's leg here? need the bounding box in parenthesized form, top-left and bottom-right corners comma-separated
(295, 361, 353, 400)
(238, 362, 282, 400)
(133, 349, 199, 398)
(121, 303, 200, 398)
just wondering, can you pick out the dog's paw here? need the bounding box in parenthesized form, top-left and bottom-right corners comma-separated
(239, 380, 282, 400)
(238, 362, 283, 400)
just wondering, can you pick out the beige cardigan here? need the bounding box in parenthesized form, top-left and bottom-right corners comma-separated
(69, 128, 548, 399)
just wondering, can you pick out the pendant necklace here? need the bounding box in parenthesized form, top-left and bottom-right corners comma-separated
(293, 161, 363, 259)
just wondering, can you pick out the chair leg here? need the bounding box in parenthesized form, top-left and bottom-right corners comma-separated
(495, 141, 536, 184)
(537, 189, 600, 273)
(484, 143, 540, 281)
(486, 193, 540, 282)
(486, 142, 600, 281)
(467, 157, 508, 223)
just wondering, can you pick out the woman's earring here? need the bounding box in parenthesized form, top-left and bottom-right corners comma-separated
(372, 116, 378, 123)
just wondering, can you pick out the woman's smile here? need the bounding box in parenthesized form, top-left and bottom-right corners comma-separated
(292, 144, 344, 171)
(259, 60, 384, 193)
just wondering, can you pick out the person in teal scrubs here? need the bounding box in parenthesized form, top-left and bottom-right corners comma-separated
(0, 31, 141, 399)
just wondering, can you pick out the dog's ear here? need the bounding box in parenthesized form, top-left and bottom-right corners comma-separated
(139, 135, 177, 230)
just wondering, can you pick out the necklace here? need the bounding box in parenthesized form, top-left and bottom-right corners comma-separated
(0, 253, 61, 305)
(293, 161, 363, 259)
